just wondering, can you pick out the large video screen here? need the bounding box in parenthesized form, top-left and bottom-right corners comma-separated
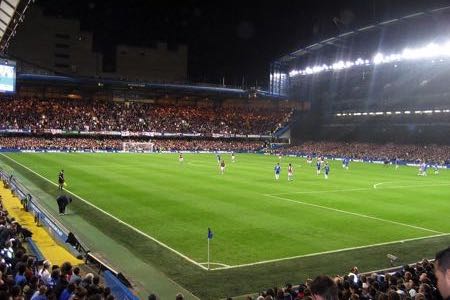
(0, 59, 16, 93)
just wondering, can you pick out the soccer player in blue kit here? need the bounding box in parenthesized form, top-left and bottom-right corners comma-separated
(274, 163, 281, 180)
(324, 162, 330, 179)
(316, 160, 322, 175)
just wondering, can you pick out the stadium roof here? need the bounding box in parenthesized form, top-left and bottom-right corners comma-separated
(17, 73, 287, 99)
(276, 5, 450, 66)
(0, 0, 32, 53)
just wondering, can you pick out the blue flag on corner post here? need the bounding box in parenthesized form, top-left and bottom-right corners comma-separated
(208, 228, 213, 240)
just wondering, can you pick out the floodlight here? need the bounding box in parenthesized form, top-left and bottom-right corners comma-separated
(373, 53, 384, 64)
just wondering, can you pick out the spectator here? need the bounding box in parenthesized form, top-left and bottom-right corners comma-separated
(175, 292, 184, 300)
(59, 283, 76, 300)
(310, 275, 339, 300)
(30, 284, 47, 300)
(434, 247, 450, 300)
(69, 267, 81, 285)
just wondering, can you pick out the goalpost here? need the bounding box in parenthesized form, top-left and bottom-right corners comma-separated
(122, 141, 155, 152)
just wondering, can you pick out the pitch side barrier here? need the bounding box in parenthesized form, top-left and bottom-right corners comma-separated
(0, 148, 262, 154)
(0, 169, 138, 300)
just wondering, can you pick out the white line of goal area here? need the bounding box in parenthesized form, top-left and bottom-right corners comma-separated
(0, 153, 209, 271)
(2, 153, 449, 271)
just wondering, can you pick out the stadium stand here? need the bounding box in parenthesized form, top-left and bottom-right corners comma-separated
(280, 142, 450, 164)
(0, 97, 292, 136)
(289, 59, 450, 144)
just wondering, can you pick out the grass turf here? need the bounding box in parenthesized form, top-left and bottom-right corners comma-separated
(1, 152, 449, 298)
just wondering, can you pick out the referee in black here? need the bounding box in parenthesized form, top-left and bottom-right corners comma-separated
(56, 194, 72, 215)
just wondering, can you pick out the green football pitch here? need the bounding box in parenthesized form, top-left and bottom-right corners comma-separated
(2, 152, 449, 270)
(1, 152, 450, 298)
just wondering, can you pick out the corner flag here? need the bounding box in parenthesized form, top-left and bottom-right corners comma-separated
(207, 227, 213, 240)
(207, 227, 213, 270)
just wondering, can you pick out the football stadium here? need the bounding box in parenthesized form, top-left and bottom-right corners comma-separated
(0, 1, 449, 299)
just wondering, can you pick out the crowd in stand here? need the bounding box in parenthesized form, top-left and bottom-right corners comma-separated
(0, 98, 291, 135)
(0, 193, 117, 300)
(153, 139, 264, 152)
(281, 142, 450, 164)
(0, 137, 265, 152)
(0, 137, 122, 151)
(242, 251, 450, 300)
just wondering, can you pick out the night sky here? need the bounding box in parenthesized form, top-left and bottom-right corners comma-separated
(39, 0, 449, 88)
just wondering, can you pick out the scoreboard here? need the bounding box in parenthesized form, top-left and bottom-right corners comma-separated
(0, 59, 15, 93)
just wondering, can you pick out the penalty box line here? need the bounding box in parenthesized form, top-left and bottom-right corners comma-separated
(263, 193, 442, 234)
(267, 182, 450, 197)
(0, 153, 209, 271)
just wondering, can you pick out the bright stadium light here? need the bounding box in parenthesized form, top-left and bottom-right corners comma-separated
(373, 53, 384, 64)
(288, 40, 450, 77)
(332, 60, 345, 70)
(336, 109, 448, 117)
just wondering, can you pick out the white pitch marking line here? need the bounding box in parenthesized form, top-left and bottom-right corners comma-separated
(199, 262, 231, 267)
(265, 187, 368, 196)
(264, 193, 442, 234)
(0, 153, 208, 271)
(267, 182, 450, 197)
(210, 233, 450, 270)
(373, 182, 392, 189)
